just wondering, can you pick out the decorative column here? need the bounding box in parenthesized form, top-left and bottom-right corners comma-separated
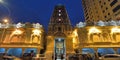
(113, 48, 118, 54)
(37, 48, 40, 54)
(94, 48, 99, 60)
(5, 48, 9, 54)
(22, 48, 25, 56)
(79, 48, 82, 54)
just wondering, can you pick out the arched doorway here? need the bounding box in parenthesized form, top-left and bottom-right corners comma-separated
(54, 38, 66, 60)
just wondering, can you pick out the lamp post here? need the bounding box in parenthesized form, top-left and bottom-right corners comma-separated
(3, 18, 9, 23)
(0, 18, 9, 43)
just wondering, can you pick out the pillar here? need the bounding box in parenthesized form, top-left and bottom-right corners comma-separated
(22, 48, 25, 56)
(79, 48, 82, 54)
(94, 48, 98, 53)
(5, 48, 9, 54)
(94, 48, 99, 60)
(113, 48, 118, 54)
(88, 34, 91, 42)
(37, 48, 40, 54)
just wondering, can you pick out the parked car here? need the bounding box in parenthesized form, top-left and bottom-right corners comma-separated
(99, 54, 120, 60)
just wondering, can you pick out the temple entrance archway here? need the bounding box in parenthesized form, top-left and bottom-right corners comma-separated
(54, 38, 66, 60)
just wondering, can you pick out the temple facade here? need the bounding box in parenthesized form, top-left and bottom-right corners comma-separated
(0, 22, 45, 57)
(0, 5, 74, 59)
(0, 4, 120, 60)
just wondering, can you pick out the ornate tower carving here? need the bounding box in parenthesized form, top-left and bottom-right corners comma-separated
(46, 5, 74, 59)
(48, 5, 72, 36)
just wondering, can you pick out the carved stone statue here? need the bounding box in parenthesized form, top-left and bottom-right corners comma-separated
(33, 23, 42, 28)
(97, 20, 105, 26)
(76, 22, 86, 28)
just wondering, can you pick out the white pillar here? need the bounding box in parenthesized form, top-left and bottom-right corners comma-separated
(94, 48, 99, 60)
(37, 48, 40, 54)
(5, 48, 9, 54)
(22, 48, 25, 56)
(113, 48, 118, 54)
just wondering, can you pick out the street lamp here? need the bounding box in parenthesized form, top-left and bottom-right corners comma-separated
(3, 18, 9, 23)
(0, 18, 9, 43)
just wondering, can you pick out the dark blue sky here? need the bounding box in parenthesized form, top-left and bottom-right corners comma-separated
(0, 0, 84, 29)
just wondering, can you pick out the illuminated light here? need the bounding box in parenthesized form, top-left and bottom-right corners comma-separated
(59, 19, 61, 21)
(73, 38, 76, 43)
(3, 19, 9, 23)
(111, 27, 120, 34)
(59, 10, 61, 12)
(36, 54, 39, 58)
(59, 14, 61, 16)
(32, 29, 41, 36)
(72, 30, 78, 44)
(58, 38, 61, 41)
(12, 29, 23, 35)
(73, 29, 78, 36)
(89, 27, 101, 34)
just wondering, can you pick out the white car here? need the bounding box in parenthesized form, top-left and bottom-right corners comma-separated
(100, 54, 120, 60)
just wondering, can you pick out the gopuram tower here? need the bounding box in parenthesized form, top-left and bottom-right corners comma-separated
(46, 5, 74, 60)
